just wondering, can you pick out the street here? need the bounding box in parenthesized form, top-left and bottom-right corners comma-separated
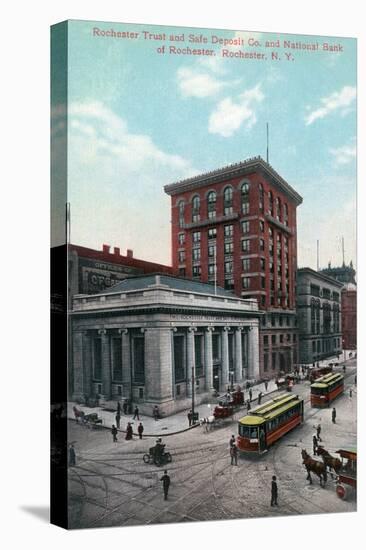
(68, 363, 357, 528)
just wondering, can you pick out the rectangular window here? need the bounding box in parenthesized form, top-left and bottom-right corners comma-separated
(178, 251, 185, 263)
(224, 242, 234, 255)
(259, 220, 264, 232)
(261, 276, 266, 289)
(264, 353, 268, 372)
(225, 261, 233, 274)
(225, 278, 234, 290)
(208, 210, 216, 219)
(173, 335, 185, 382)
(263, 335, 269, 346)
(212, 334, 221, 360)
(192, 248, 201, 261)
(241, 221, 250, 234)
(242, 277, 250, 289)
(112, 338, 122, 381)
(178, 233, 185, 245)
(261, 295, 266, 307)
(192, 265, 201, 277)
(272, 335, 276, 345)
(260, 258, 266, 271)
(224, 224, 233, 238)
(242, 239, 250, 252)
(133, 337, 145, 384)
(224, 206, 233, 216)
(242, 200, 249, 215)
(259, 238, 265, 251)
(272, 352, 276, 370)
(208, 228, 217, 239)
(208, 244, 216, 257)
(208, 264, 215, 276)
(242, 258, 250, 271)
(179, 267, 186, 277)
(192, 231, 200, 243)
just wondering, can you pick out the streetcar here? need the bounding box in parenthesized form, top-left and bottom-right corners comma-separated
(236, 393, 304, 454)
(308, 364, 333, 383)
(335, 447, 357, 501)
(310, 372, 344, 408)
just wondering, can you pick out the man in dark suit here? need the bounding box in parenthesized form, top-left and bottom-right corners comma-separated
(160, 470, 171, 500)
(271, 475, 278, 506)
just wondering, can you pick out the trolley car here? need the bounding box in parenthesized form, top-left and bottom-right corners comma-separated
(236, 393, 304, 454)
(309, 364, 333, 383)
(310, 372, 344, 408)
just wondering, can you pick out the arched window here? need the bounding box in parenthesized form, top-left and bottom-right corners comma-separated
(259, 184, 264, 212)
(192, 195, 200, 222)
(207, 191, 217, 219)
(284, 203, 289, 226)
(223, 186, 233, 216)
(241, 182, 250, 215)
(268, 191, 273, 216)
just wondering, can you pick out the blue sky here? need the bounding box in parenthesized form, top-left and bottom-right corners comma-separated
(53, 20, 357, 270)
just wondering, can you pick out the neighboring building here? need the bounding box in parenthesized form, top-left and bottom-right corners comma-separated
(71, 274, 261, 415)
(68, 243, 173, 300)
(296, 268, 343, 364)
(320, 261, 356, 285)
(320, 261, 357, 352)
(341, 283, 357, 350)
(164, 156, 303, 378)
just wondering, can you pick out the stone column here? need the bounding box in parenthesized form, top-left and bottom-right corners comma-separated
(248, 324, 260, 380)
(204, 327, 214, 391)
(72, 331, 84, 401)
(99, 329, 111, 400)
(83, 331, 93, 400)
(187, 327, 196, 397)
(221, 327, 230, 389)
(144, 328, 173, 405)
(235, 327, 243, 384)
(119, 328, 131, 400)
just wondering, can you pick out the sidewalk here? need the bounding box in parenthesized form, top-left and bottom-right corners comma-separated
(68, 378, 279, 437)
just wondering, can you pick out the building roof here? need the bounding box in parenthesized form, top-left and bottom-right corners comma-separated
(164, 155, 303, 205)
(102, 273, 239, 298)
(297, 267, 344, 288)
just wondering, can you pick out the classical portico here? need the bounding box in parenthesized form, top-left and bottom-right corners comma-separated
(71, 274, 261, 416)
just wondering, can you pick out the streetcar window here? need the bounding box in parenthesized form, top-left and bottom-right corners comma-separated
(239, 425, 258, 438)
(311, 387, 325, 395)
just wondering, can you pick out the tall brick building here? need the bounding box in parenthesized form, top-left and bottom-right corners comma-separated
(164, 156, 303, 378)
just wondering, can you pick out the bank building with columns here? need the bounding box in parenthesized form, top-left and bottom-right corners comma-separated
(71, 273, 261, 416)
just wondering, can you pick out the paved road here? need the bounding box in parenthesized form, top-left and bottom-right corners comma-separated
(68, 364, 357, 528)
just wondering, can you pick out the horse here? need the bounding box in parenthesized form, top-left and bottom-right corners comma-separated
(316, 446, 342, 478)
(301, 449, 327, 487)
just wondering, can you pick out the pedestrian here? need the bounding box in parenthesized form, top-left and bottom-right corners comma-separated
(332, 407, 337, 424)
(125, 422, 133, 440)
(230, 444, 238, 465)
(343, 365, 346, 373)
(117, 401, 121, 415)
(349, 388, 353, 398)
(160, 470, 170, 500)
(153, 405, 159, 420)
(111, 424, 118, 442)
(122, 399, 128, 415)
(249, 388, 253, 402)
(264, 380, 268, 392)
(115, 411, 121, 429)
(188, 409, 193, 427)
(133, 406, 140, 420)
(68, 444, 76, 467)
(355, 375, 357, 385)
(316, 423, 322, 441)
(247, 399, 251, 412)
(312, 434, 318, 455)
(271, 475, 278, 506)
(258, 391, 263, 405)
(229, 434, 235, 448)
(137, 422, 144, 440)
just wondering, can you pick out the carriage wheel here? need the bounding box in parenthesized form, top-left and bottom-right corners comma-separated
(336, 483, 346, 499)
(143, 454, 151, 464)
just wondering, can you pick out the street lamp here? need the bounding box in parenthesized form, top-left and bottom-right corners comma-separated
(191, 366, 196, 425)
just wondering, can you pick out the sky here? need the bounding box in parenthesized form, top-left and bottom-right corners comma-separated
(51, 20, 357, 271)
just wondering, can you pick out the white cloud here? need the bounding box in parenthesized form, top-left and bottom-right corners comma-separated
(208, 84, 264, 137)
(305, 85, 356, 125)
(52, 101, 198, 262)
(330, 139, 356, 165)
(177, 66, 227, 98)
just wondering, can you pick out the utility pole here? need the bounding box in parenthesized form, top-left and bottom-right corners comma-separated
(266, 122, 269, 163)
(317, 239, 319, 271)
(191, 366, 195, 424)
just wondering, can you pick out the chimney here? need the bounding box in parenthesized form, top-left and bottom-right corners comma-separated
(126, 249, 133, 258)
(102, 244, 111, 254)
(114, 247, 120, 256)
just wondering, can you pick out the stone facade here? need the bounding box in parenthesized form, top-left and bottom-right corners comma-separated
(71, 274, 261, 416)
(296, 268, 343, 364)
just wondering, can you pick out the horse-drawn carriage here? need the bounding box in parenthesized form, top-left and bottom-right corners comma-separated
(335, 448, 357, 500)
(143, 440, 172, 466)
(276, 375, 295, 392)
(213, 389, 244, 419)
(73, 406, 103, 428)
